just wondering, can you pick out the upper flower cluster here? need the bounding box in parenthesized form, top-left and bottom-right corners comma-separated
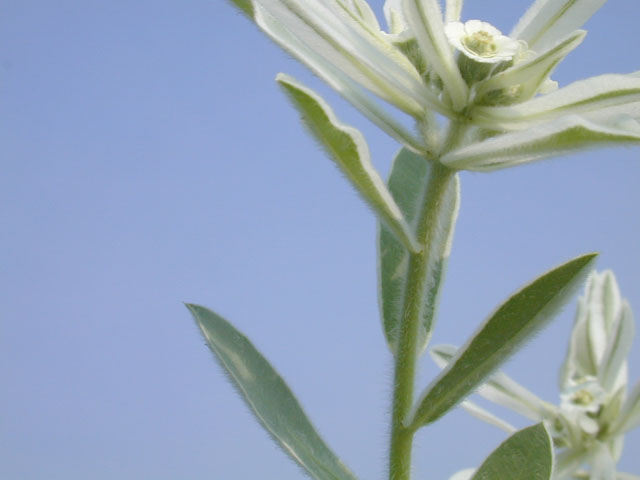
(433, 270, 639, 480)
(229, 0, 640, 171)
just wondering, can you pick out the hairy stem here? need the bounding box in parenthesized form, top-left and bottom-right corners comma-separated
(388, 160, 457, 480)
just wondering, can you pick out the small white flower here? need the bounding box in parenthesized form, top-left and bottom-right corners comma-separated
(445, 20, 521, 64)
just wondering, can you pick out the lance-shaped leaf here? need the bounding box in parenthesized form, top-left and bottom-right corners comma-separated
(254, 0, 433, 116)
(475, 30, 585, 106)
(228, 0, 254, 17)
(378, 148, 460, 354)
(511, 0, 607, 52)
(431, 345, 557, 423)
(599, 301, 634, 392)
(445, 0, 463, 23)
(441, 115, 640, 171)
(470, 424, 554, 480)
(473, 73, 640, 130)
(612, 379, 640, 435)
(255, 6, 427, 152)
(407, 253, 597, 428)
(591, 443, 617, 480)
(403, 0, 469, 111)
(187, 304, 358, 480)
(278, 75, 421, 253)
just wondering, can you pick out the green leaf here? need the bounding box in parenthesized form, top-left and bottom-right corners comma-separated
(227, 0, 253, 17)
(378, 148, 460, 355)
(430, 345, 557, 422)
(187, 304, 358, 480)
(471, 423, 554, 480)
(277, 74, 421, 253)
(408, 253, 597, 428)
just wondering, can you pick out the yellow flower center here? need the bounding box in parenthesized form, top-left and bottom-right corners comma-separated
(462, 31, 498, 58)
(572, 389, 594, 406)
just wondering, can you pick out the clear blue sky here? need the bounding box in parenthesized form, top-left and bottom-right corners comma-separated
(1, 1, 639, 479)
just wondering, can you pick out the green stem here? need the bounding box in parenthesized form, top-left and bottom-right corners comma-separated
(388, 161, 456, 480)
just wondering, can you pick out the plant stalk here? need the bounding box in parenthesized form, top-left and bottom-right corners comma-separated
(388, 160, 457, 480)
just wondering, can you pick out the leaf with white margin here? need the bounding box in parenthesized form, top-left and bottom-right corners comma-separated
(598, 301, 634, 392)
(458, 400, 517, 433)
(378, 148, 460, 354)
(431, 345, 557, 422)
(278, 75, 421, 253)
(403, 0, 469, 111)
(473, 73, 640, 130)
(591, 443, 617, 480)
(254, 0, 432, 116)
(449, 469, 476, 480)
(340, 0, 380, 30)
(612, 379, 640, 434)
(255, 6, 427, 152)
(471, 424, 554, 480)
(445, 0, 463, 23)
(511, 0, 607, 52)
(384, 0, 408, 36)
(441, 115, 640, 172)
(408, 253, 596, 428)
(560, 270, 627, 387)
(187, 304, 358, 480)
(475, 30, 585, 106)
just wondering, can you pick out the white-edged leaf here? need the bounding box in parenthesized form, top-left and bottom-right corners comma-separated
(511, 0, 607, 52)
(599, 301, 634, 392)
(473, 73, 640, 130)
(408, 253, 597, 427)
(431, 345, 557, 422)
(441, 115, 640, 171)
(471, 424, 554, 480)
(591, 443, 617, 480)
(378, 148, 460, 354)
(445, 0, 463, 23)
(340, 0, 380, 30)
(450, 469, 476, 480)
(459, 400, 517, 433)
(475, 30, 585, 106)
(612, 379, 640, 435)
(255, 6, 427, 151)
(278, 75, 421, 253)
(402, 0, 469, 111)
(254, 0, 434, 116)
(187, 304, 358, 480)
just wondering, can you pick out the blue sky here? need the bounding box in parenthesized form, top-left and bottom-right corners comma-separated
(1, 1, 639, 478)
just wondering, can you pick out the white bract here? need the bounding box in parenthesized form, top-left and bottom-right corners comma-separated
(436, 271, 640, 480)
(228, 0, 640, 171)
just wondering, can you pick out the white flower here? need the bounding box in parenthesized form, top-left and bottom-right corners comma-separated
(431, 270, 640, 480)
(445, 20, 520, 64)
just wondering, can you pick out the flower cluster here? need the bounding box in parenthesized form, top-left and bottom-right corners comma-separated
(434, 271, 639, 480)
(229, 0, 640, 171)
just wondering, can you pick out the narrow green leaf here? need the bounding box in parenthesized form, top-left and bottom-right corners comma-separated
(187, 304, 358, 480)
(430, 345, 557, 422)
(378, 148, 460, 355)
(408, 253, 597, 428)
(277, 74, 421, 253)
(227, 0, 254, 17)
(471, 423, 554, 480)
